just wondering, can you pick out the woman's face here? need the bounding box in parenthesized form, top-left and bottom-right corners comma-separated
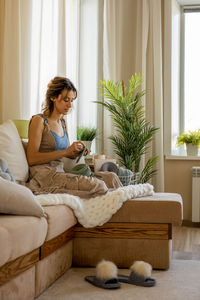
(53, 88, 76, 115)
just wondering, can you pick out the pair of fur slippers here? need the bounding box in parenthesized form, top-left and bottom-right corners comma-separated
(85, 260, 156, 289)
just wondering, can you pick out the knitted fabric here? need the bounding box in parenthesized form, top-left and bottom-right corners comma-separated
(36, 183, 154, 228)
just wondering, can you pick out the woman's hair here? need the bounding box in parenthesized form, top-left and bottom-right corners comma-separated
(42, 76, 77, 117)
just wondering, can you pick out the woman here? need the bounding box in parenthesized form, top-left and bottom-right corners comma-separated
(26, 76, 122, 198)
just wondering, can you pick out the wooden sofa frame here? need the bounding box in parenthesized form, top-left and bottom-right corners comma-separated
(0, 221, 172, 286)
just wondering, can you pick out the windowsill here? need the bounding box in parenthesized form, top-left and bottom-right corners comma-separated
(165, 155, 200, 160)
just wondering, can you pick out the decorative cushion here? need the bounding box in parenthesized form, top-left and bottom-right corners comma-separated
(0, 177, 45, 217)
(12, 119, 29, 139)
(0, 120, 29, 182)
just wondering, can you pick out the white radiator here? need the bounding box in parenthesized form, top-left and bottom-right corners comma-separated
(192, 166, 200, 222)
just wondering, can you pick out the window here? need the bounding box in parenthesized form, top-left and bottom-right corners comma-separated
(164, 2, 200, 156)
(182, 8, 200, 132)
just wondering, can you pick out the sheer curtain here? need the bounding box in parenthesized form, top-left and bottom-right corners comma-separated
(0, 0, 79, 141)
(103, 0, 164, 191)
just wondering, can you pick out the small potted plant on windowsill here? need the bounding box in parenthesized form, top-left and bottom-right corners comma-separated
(177, 130, 200, 156)
(77, 126, 97, 152)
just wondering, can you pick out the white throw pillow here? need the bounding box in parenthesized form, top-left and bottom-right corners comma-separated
(0, 120, 29, 182)
(0, 177, 44, 217)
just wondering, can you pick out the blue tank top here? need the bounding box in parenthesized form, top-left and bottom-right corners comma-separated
(40, 115, 69, 151)
(50, 130, 69, 151)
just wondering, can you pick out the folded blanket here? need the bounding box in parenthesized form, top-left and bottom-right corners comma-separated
(36, 183, 154, 228)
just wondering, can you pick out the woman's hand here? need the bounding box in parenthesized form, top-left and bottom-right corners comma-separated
(83, 147, 90, 156)
(65, 141, 85, 159)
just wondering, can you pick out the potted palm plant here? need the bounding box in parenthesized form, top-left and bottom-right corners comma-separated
(77, 126, 97, 152)
(94, 73, 159, 183)
(177, 130, 200, 156)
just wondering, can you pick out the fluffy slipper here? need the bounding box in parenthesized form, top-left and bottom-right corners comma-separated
(118, 261, 156, 287)
(85, 260, 121, 289)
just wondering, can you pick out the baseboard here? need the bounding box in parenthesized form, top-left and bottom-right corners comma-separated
(182, 220, 200, 227)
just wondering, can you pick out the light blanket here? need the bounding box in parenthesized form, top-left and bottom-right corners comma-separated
(36, 183, 154, 228)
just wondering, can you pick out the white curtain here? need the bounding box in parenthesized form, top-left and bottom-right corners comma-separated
(103, 0, 164, 191)
(0, 0, 79, 142)
(0, 0, 32, 122)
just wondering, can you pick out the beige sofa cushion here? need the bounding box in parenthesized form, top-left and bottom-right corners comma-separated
(43, 205, 77, 241)
(109, 193, 183, 225)
(0, 215, 47, 267)
(0, 178, 45, 217)
(0, 120, 29, 182)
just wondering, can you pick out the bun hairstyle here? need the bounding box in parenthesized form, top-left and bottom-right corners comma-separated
(42, 76, 77, 117)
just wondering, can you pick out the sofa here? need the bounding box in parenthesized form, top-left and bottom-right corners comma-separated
(0, 120, 183, 300)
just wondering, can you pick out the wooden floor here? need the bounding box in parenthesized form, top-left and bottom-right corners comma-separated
(172, 225, 200, 260)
